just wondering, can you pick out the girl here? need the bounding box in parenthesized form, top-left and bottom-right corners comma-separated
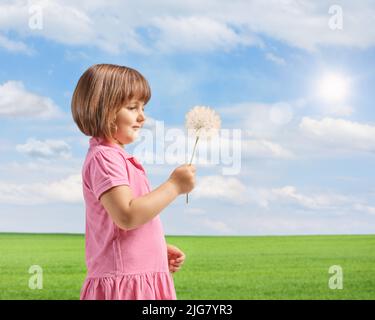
(71, 64, 196, 300)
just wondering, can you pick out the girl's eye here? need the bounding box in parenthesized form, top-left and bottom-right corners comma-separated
(128, 106, 145, 112)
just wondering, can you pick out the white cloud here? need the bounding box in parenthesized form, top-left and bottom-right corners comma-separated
(39, 1, 149, 54)
(270, 185, 350, 210)
(218, 102, 296, 159)
(16, 138, 72, 160)
(236, 0, 375, 51)
(220, 102, 296, 138)
(219, 101, 375, 159)
(247, 185, 375, 218)
(1, 0, 374, 54)
(43, 174, 82, 204)
(319, 104, 354, 117)
(0, 160, 82, 183)
(200, 218, 233, 234)
(299, 117, 375, 153)
(0, 81, 62, 119)
(243, 139, 294, 159)
(0, 33, 32, 54)
(265, 52, 286, 65)
(192, 175, 248, 204)
(142, 115, 158, 129)
(0, 174, 82, 205)
(353, 203, 375, 216)
(152, 15, 258, 53)
(0, 0, 148, 54)
(228, 212, 375, 235)
(197, 99, 375, 161)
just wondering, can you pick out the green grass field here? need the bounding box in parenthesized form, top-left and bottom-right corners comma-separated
(0, 233, 374, 300)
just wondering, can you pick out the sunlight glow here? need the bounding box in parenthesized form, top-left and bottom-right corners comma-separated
(317, 72, 350, 103)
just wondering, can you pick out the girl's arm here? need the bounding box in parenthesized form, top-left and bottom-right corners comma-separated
(100, 164, 195, 230)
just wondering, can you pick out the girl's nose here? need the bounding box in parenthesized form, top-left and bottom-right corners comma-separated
(138, 110, 146, 122)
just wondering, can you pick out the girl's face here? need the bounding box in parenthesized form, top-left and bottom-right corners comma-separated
(111, 99, 146, 146)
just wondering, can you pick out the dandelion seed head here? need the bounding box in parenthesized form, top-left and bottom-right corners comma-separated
(185, 105, 221, 139)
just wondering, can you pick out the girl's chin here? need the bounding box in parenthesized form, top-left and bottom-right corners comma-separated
(123, 133, 139, 143)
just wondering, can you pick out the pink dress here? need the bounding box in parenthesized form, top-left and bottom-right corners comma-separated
(79, 137, 176, 300)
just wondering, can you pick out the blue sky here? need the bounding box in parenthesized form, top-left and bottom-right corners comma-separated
(0, 0, 374, 235)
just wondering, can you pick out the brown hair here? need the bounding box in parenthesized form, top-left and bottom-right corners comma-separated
(71, 64, 151, 140)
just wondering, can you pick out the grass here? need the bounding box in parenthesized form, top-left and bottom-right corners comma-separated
(0, 233, 374, 300)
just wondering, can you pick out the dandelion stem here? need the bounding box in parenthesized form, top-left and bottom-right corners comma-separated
(189, 135, 200, 165)
(186, 135, 200, 204)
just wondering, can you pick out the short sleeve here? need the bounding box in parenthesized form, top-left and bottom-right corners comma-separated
(87, 149, 130, 200)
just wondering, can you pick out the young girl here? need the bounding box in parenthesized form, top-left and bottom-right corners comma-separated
(71, 64, 196, 300)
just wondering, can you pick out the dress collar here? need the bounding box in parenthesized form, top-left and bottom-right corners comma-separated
(89, 137, 133, 159)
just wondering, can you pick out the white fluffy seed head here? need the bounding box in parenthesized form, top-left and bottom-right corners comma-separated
(185, 105, 221, 139)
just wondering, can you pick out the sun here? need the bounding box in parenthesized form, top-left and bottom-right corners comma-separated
(317, 72, 350, 103)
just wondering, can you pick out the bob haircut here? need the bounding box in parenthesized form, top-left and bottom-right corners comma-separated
(71, 64, 151, 140)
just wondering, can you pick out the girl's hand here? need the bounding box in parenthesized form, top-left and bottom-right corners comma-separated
(168, 164, 196, 195)
(167, 244, 185, 273)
